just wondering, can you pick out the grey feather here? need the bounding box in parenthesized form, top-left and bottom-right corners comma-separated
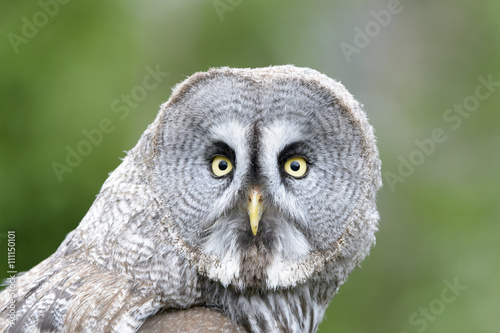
(0, 65, 382, 333)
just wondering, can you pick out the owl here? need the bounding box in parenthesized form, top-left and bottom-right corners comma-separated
(0, 65, 381, 332)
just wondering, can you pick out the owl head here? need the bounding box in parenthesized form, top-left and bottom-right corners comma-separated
(116, 65, 381, 291)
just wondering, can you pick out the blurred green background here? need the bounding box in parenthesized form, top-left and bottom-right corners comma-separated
(1, 0, 499, 332)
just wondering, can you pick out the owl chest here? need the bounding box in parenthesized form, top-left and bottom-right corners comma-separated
(201, 280, 335, 333)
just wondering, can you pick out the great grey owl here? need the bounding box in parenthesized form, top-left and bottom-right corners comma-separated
(0, 65, 382, 332)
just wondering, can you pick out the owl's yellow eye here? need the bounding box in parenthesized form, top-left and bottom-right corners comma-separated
(211, 156, 233, 177)
(284, 156, 308, 178)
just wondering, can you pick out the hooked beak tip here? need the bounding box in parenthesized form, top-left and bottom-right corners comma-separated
(248, 186, 263, 236)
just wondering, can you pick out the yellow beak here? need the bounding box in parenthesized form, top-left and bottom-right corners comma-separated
(247, 186, 263, 236)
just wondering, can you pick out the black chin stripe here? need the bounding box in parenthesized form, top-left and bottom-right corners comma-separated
(237, 225, 276, 289)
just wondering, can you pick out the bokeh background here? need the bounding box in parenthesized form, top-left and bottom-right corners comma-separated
(1, 0, 499, 332)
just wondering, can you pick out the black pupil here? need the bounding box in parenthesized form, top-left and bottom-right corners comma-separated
(290, 161, 300, 172)
(218, 160, 228, 171)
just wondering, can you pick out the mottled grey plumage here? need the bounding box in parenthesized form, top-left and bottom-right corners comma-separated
(0, 65, 382, 332)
